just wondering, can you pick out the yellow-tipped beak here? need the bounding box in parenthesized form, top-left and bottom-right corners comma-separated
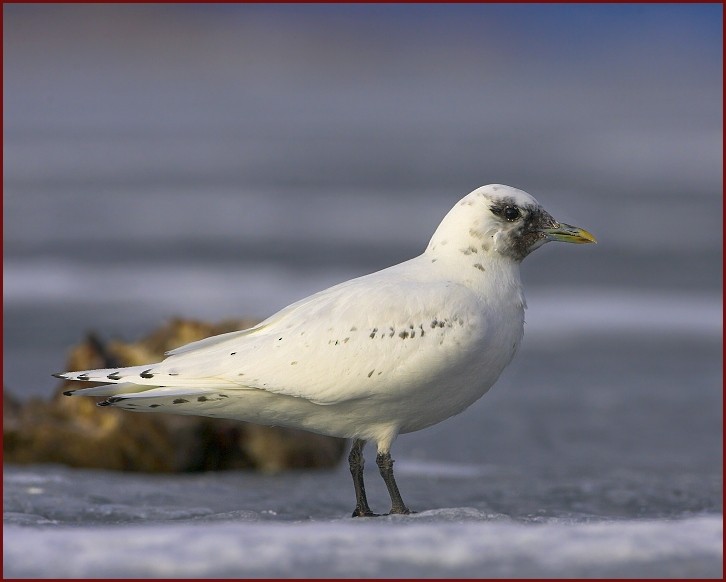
(542, 223, 597, 244)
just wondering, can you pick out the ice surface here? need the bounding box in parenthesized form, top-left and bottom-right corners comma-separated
(4, 461, 723, 578)
(4, 514, 722, 578)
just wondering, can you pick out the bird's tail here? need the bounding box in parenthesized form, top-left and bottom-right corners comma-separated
(54, 364, 160, 385)
(53, 365, 238, 412)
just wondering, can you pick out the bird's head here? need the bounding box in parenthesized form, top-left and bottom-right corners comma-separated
(427, 184, 596, 262)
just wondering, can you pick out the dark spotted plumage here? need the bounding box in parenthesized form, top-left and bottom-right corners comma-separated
(490, 200, 559, 262)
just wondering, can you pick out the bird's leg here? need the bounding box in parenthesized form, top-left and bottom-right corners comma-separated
(349, 439, 377, 517)
(376, 451, 412, 515)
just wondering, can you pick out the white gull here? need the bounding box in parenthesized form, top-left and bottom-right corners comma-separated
(56, 184, 596, 516)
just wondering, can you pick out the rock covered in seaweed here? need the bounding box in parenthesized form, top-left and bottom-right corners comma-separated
(4, 318, 347, 472)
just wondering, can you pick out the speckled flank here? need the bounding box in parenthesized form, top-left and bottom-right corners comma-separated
(302, 315, 460, 354)
(473, 263, 485, 272)
(173, 398, 189, 404)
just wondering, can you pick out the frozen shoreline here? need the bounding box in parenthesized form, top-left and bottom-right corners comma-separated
(4, 514, 722, 578)
(4, 460, 723, 578)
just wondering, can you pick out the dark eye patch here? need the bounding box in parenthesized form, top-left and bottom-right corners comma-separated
(490, 202, 522, 222)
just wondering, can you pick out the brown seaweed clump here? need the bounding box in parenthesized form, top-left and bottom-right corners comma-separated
(4, 318, 347, 473)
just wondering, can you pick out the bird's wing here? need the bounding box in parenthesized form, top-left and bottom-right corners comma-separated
(161, 286, 336, 358)
(60, 262, 488, 406)
(140, 264, 485, 405)
(58, 280, 363, 388)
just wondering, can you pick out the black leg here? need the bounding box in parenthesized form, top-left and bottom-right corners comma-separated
(376, 451, 412, 515)
(349, 439, 377, 517)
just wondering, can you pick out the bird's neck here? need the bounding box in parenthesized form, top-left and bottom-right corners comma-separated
(424, 240, 524, 307)
(422, 205, 524, 303)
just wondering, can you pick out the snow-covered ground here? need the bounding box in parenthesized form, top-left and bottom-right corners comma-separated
(5, 514, 721, 578)
(4, 463, 722, 578)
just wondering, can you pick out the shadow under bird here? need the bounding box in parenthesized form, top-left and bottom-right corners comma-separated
(55, 184, 596, 517)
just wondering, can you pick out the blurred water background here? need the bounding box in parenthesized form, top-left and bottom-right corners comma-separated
(3, 4, 723, 578)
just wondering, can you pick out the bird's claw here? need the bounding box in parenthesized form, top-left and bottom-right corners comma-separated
(387, 506, 415, 515)
(351, 508, 380, 518)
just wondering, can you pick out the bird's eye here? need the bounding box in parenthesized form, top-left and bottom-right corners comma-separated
(503, 206, 520, 221)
